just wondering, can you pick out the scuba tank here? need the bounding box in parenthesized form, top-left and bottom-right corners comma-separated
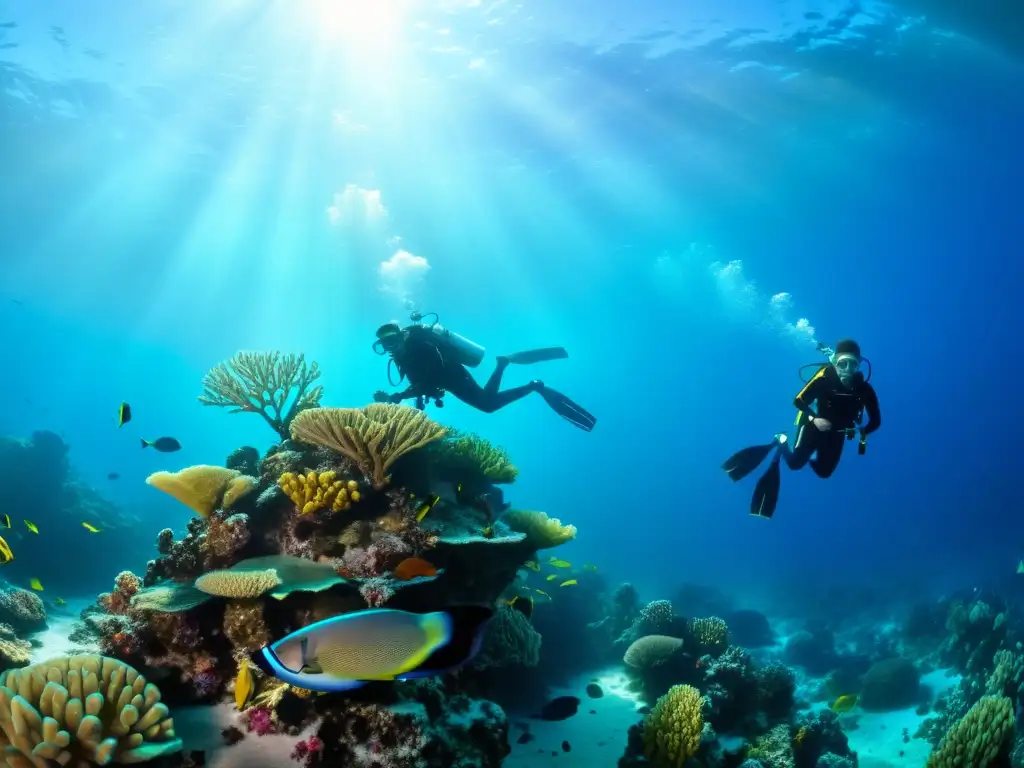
(408, 311, 486, 368)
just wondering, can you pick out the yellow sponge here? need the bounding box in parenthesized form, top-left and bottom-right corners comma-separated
(643, 684, 703, 767)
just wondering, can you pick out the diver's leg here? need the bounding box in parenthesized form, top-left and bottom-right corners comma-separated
(483, 357, 510, 396)
(445, 365, 539, 413)
(809, 435, 845, 478)
(780, 426, 816, 470)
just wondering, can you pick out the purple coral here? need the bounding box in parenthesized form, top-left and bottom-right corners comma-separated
(245, 706, 275, 736)
(342, 534, 411, 578)
(291, 736, 324, 765)
(359, 577, 395, 608)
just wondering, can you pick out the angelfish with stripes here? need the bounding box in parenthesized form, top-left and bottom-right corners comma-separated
(256, 605, 493, 693)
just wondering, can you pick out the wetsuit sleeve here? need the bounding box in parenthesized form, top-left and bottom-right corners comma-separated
(793, 368, 827, 418)
(860, 383, 882, 435)
(390, 385, 422, 403)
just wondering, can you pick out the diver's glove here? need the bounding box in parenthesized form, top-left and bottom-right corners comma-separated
(372, 390, 392, 403)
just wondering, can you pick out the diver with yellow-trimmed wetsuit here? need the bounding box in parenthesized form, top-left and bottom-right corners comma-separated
(722, 338, 882, 518)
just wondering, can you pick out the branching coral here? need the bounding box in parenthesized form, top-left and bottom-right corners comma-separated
(926, 694, 1014, 767)
(432, 429, 519, 484)
(99, 571, 142, 616)
(289, 405, 446, 489)
(199, 351, 324, 440)
(358, 577, 395, 608)
(499, 510, 576, 549)
(223, 599, 271, 652)
(689, 616, 729, 655)
(277, 471, 360, 515)
(747, 723, 795, 767)
(146, 466, 255, 519)
(0, 655, 182, 764)
(643, 684, 704, 767)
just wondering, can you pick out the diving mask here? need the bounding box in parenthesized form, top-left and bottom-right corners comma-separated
(374, 323, 405, 354)
(832, 354, 860, 381)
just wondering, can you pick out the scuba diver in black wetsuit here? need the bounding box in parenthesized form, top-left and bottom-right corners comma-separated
(371, 311, 597, 432)
(722, 338, 882, 518)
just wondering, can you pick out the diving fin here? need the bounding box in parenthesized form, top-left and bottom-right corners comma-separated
(750, 451, 782, 519)
(722, 440, 779, 482)
(503, 347, 569, 365)
(539, 386, 596, 432)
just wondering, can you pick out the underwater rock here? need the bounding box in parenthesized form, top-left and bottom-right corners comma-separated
(724, 608, 776, 648)
(783, 629, 838, 675)
(859, 657, 923, 711)
(226, 445, 260, 476)
(0, 587, 46, 632)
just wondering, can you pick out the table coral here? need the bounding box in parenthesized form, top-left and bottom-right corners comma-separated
(0, 655, 182, 765)
(199, 351, 324, 440)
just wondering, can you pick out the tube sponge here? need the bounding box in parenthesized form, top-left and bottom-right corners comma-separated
(500, 510, 576, 549)
(0, 654, 182, 765)
(643, 684, 704, 767)
(925, 694, 1013, 767)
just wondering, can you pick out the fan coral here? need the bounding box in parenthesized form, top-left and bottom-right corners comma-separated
(278, 471, 360, 515)
(643, 684, 704, 767)
(499, 510, 576, 549)
(146, 465, 254, 519)
(199, 351, 324, 440)
(926, 694, 1014, 767)
(289, 404, 446, 489)
(476, 604, 541, 668)
(0, 655, 182, 764)
(623, 636, 684, 669)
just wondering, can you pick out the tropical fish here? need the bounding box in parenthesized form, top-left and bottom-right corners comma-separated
(562, 741, 571, 753)
(258, 605, 493, 693)
(0, 536, 13, 565)
(548, 558, 571, 568)
(82, 522, 101, 533)
(831, 695, 858, 713)
(107, 473, 120, 481)
(29, 578, 43, 591)
(235, 660, 254, 710)
(559, 579, 578, 588)
(414, 495, 440, 523)
(508, 596, 533, 620)
(480, 525, 495, 539)
(531, 696, 580, 721)
(393, 557, 437, 581)
(0, 514, 10, 529)
(534, 589, 550, 599)
(523, 561, 540, 572)
(141, 437, 181, 452)
(546, 574, 558, 582)
(52, 597, 66, 607)
(23, 520, 38, 534)
(118, 402, 132, 427)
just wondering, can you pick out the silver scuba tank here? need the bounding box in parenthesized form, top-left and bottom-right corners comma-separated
(411, 312, 485, 368)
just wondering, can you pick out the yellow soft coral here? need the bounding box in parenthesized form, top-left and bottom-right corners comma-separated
(0, 655, 182, 765)
(289, 405, 446, 489)
(926, 694, 1014, 767)
(643, 684, 704, 767)
(500, 510, 576, 549)
(277, 471, 360, 514)
(146, 465, 254, 518)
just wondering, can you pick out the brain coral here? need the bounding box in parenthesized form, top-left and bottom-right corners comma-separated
(623, 636, 684, 669)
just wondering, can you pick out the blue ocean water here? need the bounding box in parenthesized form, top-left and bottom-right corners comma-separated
(0, 0, 1021, 618)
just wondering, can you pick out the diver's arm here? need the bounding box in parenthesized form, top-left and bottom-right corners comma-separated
(390, 386, 423, 403)
(860, 383, 882, 435)
(792, 369, 826, 419)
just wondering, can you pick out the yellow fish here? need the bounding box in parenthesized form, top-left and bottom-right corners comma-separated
(480, 526, 495, 539)
(0, 535, 13, 565)
(559, 579, 578, 588)
(52, 597, 66, 606)
(235, 660, 254, 710)
(548, 558, 571, 568)
(415, 495, 440, 523)
(830, 695, 858, 713)
(584, 563, 598, 572)
(29, 578, 43, 591)
(535, 589, 551, 598)
(82, 522, 101, 533)
(546, 574, 558, 582)
(523, 561, 541, 572)
(23, 520, 38, 534)
(0, 514, 10, 529)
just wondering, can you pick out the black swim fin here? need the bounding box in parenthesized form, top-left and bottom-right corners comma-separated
(750, 451, 782, 519)
(722, 441, 778, 482)
(539, 386, 596, 432)
(503, 347, 569, 365)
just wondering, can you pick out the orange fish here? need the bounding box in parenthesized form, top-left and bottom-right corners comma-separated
(393, 556, 437, 581)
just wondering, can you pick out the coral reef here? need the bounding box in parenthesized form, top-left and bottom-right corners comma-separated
(925, 694, 1013, 766)
(0, 588, 46, 633)
(642, 684, 704, 767)
(199, 351, 323, 440)
(429, 429, 519, 485)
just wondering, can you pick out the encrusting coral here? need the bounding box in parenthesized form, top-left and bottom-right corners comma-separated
(0, 655, 182, 765)
(642, 683, 704, 767)
(145, 466, 255, 519)
(198, 351, 324, 440)
(500, 510, 576, 549)
(277, 470, 360, 515)
(289, 404, 447, 489)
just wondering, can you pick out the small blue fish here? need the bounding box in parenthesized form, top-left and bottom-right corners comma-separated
(258, 605, 492, 693)
(141, 437, 181, 452)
